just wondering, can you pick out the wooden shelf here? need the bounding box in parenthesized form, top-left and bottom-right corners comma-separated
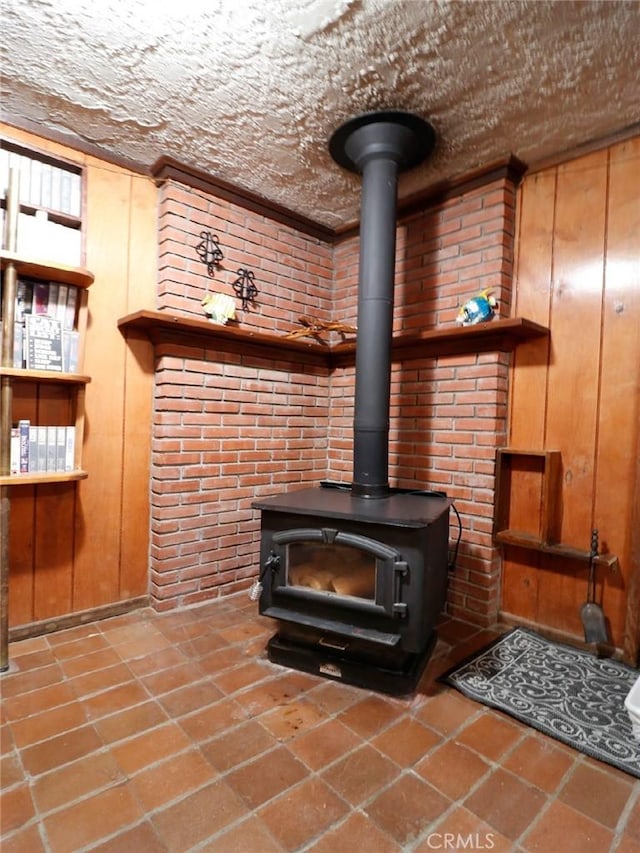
(0, 251, 94, 288)
(118, 309, 332, 365)
(0, 470, 88, 486)
(495, 530, 618, 569)
(0, 367, 91, 384)
(118, 310, 549, 366)
(493, 448, 561, 545)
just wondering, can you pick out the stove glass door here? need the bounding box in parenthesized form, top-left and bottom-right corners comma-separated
(266, 526, 408, 620)
(287, 541, 375, 601)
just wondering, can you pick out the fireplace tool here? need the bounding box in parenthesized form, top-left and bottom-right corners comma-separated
(580, 528, 608, 644)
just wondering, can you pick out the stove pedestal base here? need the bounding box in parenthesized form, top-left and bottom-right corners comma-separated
(266, 631, 437, 696)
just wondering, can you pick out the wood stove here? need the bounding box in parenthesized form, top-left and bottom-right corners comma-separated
(252, 110, 449, 694)
(254, 484, 451, 694)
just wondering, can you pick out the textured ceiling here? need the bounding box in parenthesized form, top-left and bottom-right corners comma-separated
(1, 0, 639, 228)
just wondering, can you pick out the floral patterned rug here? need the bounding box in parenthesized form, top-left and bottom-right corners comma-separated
(442, 627, 640, 778)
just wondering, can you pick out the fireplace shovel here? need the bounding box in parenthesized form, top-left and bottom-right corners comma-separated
(580, 529, 608, 644)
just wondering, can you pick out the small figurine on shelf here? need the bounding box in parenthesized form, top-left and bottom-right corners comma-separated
(201, 293, 236, 325)
(456, 289, 498, 326)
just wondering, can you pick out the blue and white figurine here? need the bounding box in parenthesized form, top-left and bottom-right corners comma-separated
(456, 289, 498, 326)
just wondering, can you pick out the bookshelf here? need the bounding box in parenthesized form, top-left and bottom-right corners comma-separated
(0, 250, 93, 483)
(1, 161, 91, 670)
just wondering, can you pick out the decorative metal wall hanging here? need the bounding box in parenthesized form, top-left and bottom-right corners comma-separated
(232, 268, 258, 310)
(195, 231, 224, 276)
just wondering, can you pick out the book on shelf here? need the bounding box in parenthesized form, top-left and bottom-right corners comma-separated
(28, 425, 38, 472)
(32, 281, 50, 315)
(65, 426, 76, 471)
(48, 283, 59, 315)
(10, 427, 20, 474)
(42, 163, 60, 210)
(56, 284, 69, 324)
(46, 426, 58, 472)
(37, 425, 47, 472)
(0, 146, 8, 200)
(62, 329, 79, 373)
(16, 278, 34, 322)
(64, 285, 77, 330)
(25, 314, 63, 372)
(18, 419, 29, 472)
(13, 321, 24, 368)
(9, 419, 30, 473)
(29, 157, 42, 208)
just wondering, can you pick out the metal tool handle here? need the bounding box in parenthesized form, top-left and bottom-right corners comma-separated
(588, 529, 599, 603)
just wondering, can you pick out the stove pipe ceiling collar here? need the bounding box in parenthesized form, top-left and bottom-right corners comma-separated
(329, 110, 436, 498)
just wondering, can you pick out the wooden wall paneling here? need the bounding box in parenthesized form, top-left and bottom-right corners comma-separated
(536, 150, 608, 633)
(6, 487, 34, 625)
(72, 161, 131, 610)
(501, 170, 556, 621)
(119, 173, 157, 599)
(593, 138, 640, 648)
(32, 386, 75, 619)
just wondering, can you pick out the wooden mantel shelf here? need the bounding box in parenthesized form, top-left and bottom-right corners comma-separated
(117, 309, 332, 365)
(117, 310, 548, 366)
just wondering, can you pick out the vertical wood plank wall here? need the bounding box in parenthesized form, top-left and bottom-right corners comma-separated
(3, 125, 157, 629)
(504, 137, 640, 655)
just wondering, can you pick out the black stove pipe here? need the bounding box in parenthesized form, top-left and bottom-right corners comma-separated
(329, 111, 436, 498)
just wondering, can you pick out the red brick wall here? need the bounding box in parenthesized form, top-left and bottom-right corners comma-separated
(152, 174, 517, 625)
(329, 177, 517, 624)
(157, 184, 333, 331)
(152, 182, 333, 609)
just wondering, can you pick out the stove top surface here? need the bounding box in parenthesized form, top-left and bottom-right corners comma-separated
(252, 483, 451, 528)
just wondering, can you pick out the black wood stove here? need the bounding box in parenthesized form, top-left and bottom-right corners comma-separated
(252, 111, 451, 695)
(253, 484, 451, 694)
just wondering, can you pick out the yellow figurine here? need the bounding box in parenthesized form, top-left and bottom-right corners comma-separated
(202, 293, 236, 325)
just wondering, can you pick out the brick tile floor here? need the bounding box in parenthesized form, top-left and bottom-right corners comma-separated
(1, 594, 639, 852)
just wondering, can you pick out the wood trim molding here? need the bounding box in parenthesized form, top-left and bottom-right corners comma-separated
(526, 121, 640, 177)
(7, 596, 150, 643)
(335, 155, 529, 242)
(151, 154, 529, 245)
(151, 155, 336, 243)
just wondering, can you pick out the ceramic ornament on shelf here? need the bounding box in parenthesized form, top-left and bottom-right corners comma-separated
(456, 289, 498, 326)
(201, 293, 236, 325)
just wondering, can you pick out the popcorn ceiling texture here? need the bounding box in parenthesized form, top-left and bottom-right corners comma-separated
(2, 0, 639, 227)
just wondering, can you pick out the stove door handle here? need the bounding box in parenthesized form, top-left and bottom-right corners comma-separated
(392, 561, 408, 619)
(263, 553, 280, 573)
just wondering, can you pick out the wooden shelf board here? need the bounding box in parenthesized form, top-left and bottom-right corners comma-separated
(0, 367, 91, 384)
(0, 251, 94, 288)
(0, 470, 88, 486)
(495, 530, 618, 568)
(118, 310, 549, 366)
(118, 309, 332, 364)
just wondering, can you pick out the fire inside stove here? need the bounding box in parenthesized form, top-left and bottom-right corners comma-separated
(288, 542, 375, 599)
